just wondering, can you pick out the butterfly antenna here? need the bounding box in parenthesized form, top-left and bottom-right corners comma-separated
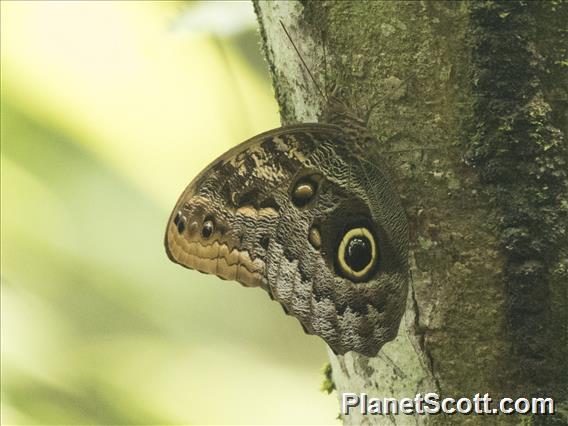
(279, 20, 327, 102)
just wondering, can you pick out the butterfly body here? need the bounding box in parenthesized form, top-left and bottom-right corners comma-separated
(165, 121, 409, 357)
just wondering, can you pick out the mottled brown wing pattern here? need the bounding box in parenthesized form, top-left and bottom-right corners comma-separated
(165, 124, 408, 356)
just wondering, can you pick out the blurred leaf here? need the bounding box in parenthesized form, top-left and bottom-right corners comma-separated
(4, 371, 172, 425)
(0, 2, 337, 424)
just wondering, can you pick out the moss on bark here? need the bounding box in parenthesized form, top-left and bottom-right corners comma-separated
(255, 1, 567, 424)
(466, 0, 568, 403)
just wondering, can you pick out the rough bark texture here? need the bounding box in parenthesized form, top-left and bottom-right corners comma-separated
(254, 1, 567, 425)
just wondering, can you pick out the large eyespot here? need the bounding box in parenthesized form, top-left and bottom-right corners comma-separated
(201, 219, 215, 239)
(337, 227, 378, 282)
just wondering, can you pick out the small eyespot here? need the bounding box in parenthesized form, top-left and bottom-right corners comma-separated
(175, 212, 186, 234)
(308, 226, 321, 249)
(173, 211, 182, 225)
(336, 227, 378, 282)
(189, 221, 198, 235)
(260, 236, 270, 250)
(292, 180, 316, 207)
(201, 219, 215, 239)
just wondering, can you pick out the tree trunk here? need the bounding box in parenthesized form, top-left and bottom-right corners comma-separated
(253, 1, 567, 425)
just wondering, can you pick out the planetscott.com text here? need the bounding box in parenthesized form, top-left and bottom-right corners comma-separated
(342, 392, 554, 416)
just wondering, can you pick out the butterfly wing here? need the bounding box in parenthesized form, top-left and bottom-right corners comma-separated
(165, 124, 408, 356)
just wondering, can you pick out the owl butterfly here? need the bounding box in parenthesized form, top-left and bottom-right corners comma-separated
(164, 23, 409, 357)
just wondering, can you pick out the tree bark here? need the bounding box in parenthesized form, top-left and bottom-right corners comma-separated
(253, 1, 567, 425)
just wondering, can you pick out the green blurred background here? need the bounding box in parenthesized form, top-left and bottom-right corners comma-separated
(1, 1, 337, 424)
